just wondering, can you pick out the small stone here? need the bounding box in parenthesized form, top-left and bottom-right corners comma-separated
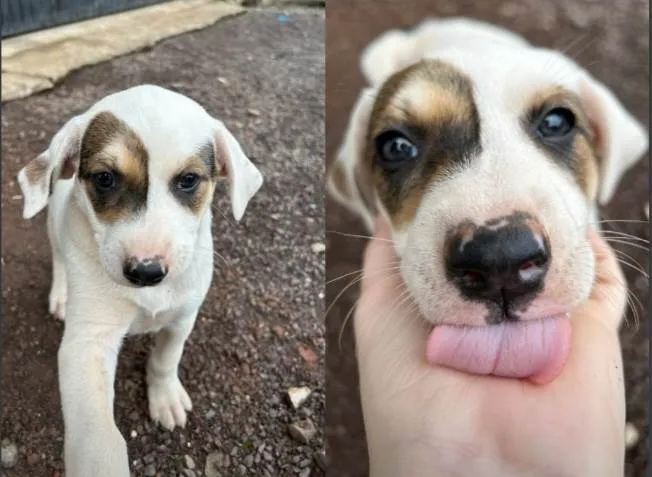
(272, 325, 285, 338)
(1, 440, 18, 468)
(217, 77, 229, 86)
(205, 409, 216, 420)
(184, 454, 196, 470)
(183, 470, 198, 477)
(298, 345, 318, 367)
(130, 430, 137, 438)
(247, 109, 261, 117)
(244, 454, 254, 467)
(288, 419, 317, 444)
(299, 468, 311, 477)
(311, 242, 325, 254)
(314, 449, 327, 471)
(287, 386, 312, 409)
(205, 451, 226, 477)
(625, 422, 639, 449)
(26, 453, 39, 466)
(144, 464, 156, 476)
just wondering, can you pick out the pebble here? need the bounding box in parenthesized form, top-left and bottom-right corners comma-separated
(288, 419, 317, 444)
(183, 470, 198, 477)
(626, 422, 639, 449)
(1, 440, 18, 468)
(184, 454, 196, 470)
(314, 449, 327, 471)
(26, 453, 39, 466)
(247, 109, 261, 117)
(244, 454, 254, 467)
(299, 468, 311, 477)
(311, 242, 325, 254)
(287, 386, 312, 409)
(144, 464, 156, 476)
(205, 451, 226, 477)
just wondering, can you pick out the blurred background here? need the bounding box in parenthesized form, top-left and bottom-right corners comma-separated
(325, 1, 649, 476)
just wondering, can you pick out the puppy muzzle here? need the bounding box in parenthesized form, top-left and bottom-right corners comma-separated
(445, 212, 550, 316)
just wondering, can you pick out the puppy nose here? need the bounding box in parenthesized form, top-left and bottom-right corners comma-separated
(445, 219, 550, 304)
(123, 256, 167, 286)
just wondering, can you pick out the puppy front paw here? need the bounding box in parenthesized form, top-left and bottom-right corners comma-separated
(48, 285, 67, 320)
(147, 376, 192, 430)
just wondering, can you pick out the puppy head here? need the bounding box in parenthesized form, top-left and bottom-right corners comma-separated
(18, 85, 263, 287)
(329, 19, 648, 326)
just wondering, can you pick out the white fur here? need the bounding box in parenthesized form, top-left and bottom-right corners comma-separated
(329, 18, 648, 327)
(16, 85, 263, 477)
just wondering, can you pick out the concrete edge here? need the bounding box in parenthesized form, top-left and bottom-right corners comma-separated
(1, 0, 246, 103)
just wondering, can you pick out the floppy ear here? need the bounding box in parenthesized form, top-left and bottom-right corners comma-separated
(327, 88, 378, 232)
(17, 115, 86, 219)
(579, 75, 648, 205)
(361, 18, 529, 87)
(211, 119, 263, 222)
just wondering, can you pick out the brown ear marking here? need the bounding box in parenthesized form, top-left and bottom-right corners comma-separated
(364, 59, 481, 228)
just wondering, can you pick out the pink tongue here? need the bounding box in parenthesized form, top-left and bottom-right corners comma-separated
(426, 316, 571, 385)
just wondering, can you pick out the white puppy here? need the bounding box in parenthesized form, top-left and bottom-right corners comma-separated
(329, 18, 647, 382)
(17, 84, 263, 477)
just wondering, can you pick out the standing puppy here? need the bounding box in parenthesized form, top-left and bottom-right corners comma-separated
(17, 85, 263, 477)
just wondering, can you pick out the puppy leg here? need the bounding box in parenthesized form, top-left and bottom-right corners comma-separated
(47, 217, 67, 320)
(147, 316, 196, 430)
(59, 319, 129, 477)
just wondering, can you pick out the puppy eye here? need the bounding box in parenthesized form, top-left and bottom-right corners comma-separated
(537, 107, 576, 138)
(91, 171, 116, 191)
(177, 173, 201, 192)
(375, 130, 419, 168)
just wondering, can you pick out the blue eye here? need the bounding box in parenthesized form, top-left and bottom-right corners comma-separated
(177, 173, 201, 192)
(91, 171, 116, 191)
(376, 130, 419, 168)
(537, 107, 575, 138)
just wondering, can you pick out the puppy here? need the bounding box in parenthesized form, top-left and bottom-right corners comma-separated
(328, 19, 647, 383)
(17, 85, 263, 477)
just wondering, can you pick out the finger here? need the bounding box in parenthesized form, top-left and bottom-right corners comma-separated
(572, 230, 627, 331)
(359, 218, 402, 295)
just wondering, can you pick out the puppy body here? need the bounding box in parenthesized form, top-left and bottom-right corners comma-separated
(18, 85, 263, 477)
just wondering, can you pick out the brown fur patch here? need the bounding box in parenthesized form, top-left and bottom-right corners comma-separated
(523, 86, 600, 200)
(363, 59, 481, 228)
(79, 111, 149, 223)
(171, 144, 217, 215)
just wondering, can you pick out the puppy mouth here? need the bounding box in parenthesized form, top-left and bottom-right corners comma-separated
(425, 310, 571, 385)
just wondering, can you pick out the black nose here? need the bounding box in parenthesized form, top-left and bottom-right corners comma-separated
(123, 257, 167, 286)
(445, 222, 550, 306)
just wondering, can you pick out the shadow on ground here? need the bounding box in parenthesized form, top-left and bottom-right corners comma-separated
(325, 1, 649, 476)
(2, 10, 325, 477)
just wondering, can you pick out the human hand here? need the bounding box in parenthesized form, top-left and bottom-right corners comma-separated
(355, 219, 627, 477)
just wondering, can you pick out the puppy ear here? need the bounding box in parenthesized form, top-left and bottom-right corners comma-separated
(361, 18, 529, 87)
(211, 120, 263, 221)
(579, 75, 648, 205)
(17, 115, 85, 219)
(327, 88, 378, 232)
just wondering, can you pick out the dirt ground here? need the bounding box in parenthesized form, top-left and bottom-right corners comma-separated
(1, 9, 325, 477)
(325, 1, 649, 476)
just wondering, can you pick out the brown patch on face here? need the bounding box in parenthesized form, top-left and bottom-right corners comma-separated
(523, 86, 600, 200)
(363, 59, 482, 228)
(78, 111, 149, 222)
(170, 143, 217, 215)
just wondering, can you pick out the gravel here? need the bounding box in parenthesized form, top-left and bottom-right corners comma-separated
(1, 9, 325, 477)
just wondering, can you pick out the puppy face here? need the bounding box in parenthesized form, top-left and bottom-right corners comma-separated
(330, 20, 648, 327)
(18, 85, 263, 287)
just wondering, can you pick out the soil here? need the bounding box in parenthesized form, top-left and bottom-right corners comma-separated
(325, 1, 649, 476)
(1, 9, 325, 477)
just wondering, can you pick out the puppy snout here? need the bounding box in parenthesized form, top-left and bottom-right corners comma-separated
(445, 216, 550, 305)
(123, 256, 168, 287)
